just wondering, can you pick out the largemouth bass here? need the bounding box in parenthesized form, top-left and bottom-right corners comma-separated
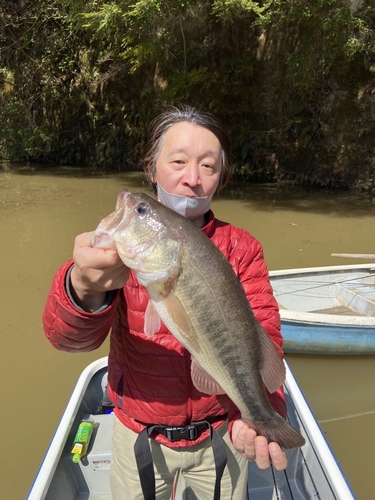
(92, 190, 305, 449)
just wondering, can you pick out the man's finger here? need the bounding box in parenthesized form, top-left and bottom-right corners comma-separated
(268, 442, 288, 470)
(254, 436, 270, 469)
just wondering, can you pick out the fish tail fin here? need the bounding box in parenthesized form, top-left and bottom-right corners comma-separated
(245, 418, 305, 449)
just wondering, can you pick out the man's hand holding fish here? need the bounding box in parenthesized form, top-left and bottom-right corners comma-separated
(232, 420, 288, 470)
(69, 231, 130, 312)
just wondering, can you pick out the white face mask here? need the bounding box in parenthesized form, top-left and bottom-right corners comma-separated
(157, 184, 213, 219)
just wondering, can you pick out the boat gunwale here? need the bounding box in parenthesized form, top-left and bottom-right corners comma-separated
(269, 263, 375, 277)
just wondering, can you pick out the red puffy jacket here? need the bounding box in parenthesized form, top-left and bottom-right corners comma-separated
(43, 210, 286, 447)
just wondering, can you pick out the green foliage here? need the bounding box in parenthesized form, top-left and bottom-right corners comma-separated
(262, 0, 374, 99)
(212, 0, 269, 21)
(0, 0, 374, 187)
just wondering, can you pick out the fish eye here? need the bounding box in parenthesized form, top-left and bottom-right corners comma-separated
(136, 202, 149, 216)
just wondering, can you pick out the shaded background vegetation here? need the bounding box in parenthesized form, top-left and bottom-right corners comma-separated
(1, 0, 375, 188)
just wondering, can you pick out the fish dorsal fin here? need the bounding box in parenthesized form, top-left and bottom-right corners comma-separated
(163, 291, 195, 341)
(191, 358, 226, 395)
(259, 325, 286, 393)
(144, 300, 161, 337)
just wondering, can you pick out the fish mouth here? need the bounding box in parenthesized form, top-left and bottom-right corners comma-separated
(101, 191, 137, 234)
(115, 190, 131, 210)
(91, 191, 133, 248)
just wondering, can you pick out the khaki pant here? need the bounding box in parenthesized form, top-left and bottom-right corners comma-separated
(110, 416, 249, 500)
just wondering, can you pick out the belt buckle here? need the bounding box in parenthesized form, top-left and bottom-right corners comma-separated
(187, 424, 199, 440)
(165, 425, 198, 442)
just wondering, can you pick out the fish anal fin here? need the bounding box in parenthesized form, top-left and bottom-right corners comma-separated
(191, 358, 226, 395)
(144, 300, 161, 337)
(259, 325, 286, 393)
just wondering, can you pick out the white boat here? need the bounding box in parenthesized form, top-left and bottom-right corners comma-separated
(27, 357, 356, 500)
(269, 263, 375, 355)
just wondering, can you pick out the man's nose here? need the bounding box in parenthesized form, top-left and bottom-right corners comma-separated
(182, 163, 201, 186)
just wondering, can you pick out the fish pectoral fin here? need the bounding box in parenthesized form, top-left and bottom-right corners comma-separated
(164, 291, 194, 340)
(259, 325, 286, 393)
(191, 358, 226, 395)
(144, 300, 162, 337)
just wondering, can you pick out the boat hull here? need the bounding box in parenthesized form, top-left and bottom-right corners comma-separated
(270, 263, 375, 355)
(281, 321, 375, 355)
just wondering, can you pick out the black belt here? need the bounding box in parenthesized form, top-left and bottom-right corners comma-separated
(151, 415, 223, 442)
(134, 415, 228, 500)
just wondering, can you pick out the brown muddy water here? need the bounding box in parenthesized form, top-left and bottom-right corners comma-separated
(1, 166, 374, 499)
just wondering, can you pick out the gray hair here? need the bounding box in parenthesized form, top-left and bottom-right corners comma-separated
(141, 105, 233, 194)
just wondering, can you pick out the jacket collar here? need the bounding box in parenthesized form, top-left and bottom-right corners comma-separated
(201, 210, 216, 238)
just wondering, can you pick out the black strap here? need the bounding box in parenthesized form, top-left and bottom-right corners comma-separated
(134, 426, 156, 500)
(134, 421, 227, 500)
(210, 425, 228, 500)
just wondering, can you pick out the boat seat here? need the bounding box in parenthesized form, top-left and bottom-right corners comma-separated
(337, 284, 375, 317)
